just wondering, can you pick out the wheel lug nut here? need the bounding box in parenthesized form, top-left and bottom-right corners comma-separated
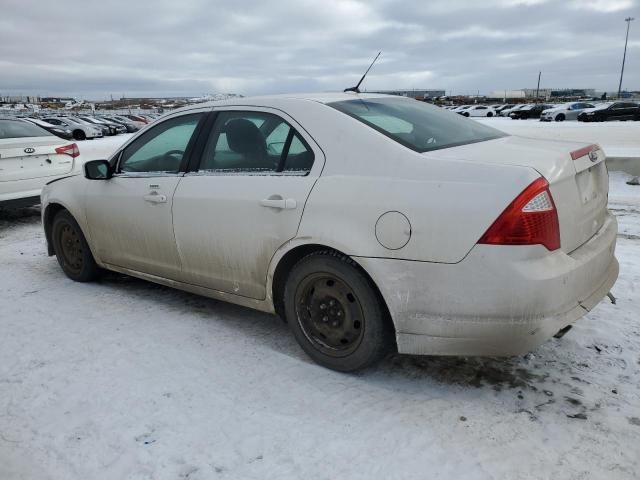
(329, 300, 335, 306)
(320, 303, 327, 310)
(322, 316, 329, 322)
(337, 311, 342, 317)
(332, 321, 339, 327)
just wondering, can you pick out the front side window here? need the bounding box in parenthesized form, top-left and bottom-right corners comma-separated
(119, 113, 202, 173)
(328, 97, 506, 153)
(199, 111, 314, 174)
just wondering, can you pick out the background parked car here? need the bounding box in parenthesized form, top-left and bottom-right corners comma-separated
(102, 115, 140, 133)
(42, 117, 103, 141)
(494, 104, 515, 115)
(499, 104, 525, 117)
(24, 118, 73, 140)
(69, 117, 111, 136)
(120, 114, 150, 128)
(459, 105, 496, 117)
(540, 102, 596, 122)
(0, 118, 80, 207)
(453, 105, 471, 114)
(76, 116, 124, 135)
(509, 104, 552, 120)
(578, 102, 640, 122)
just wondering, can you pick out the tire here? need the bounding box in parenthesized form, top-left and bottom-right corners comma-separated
(556, 113, 565, 122)
(463, 112, 469, 117)
(283, 251, 392, 372)
(51, 210, 99, 282)
(486, 112, 493, 117)
(73, 130, 86, 141)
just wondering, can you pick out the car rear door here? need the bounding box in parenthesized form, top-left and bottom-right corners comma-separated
(83, 112, 206, 279)
(172, 108, 324, 299)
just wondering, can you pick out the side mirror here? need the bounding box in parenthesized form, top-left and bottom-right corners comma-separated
(84, 159, 112, 180)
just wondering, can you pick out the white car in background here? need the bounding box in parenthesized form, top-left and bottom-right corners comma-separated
(0, 118, 80, 208)
(459, 105, 496, 117)
(43, 116, 103, 141)
(41, 93, 618, 371)
(540, 102, 596, 122)
(451, 105, 471, 113)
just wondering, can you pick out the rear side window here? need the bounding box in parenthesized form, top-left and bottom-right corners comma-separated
(199, 111, 314, 174)
(328, 98, 506, 153)
(0, 119, 53, 139)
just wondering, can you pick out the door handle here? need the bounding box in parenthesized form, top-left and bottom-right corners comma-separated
(143, 193, 167, 204)
(260, 197, 297, 210)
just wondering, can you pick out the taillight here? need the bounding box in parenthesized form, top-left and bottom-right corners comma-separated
(55, 143, 80, 158)
(570, 144, 599, 161)
(478, 177, 560, 251)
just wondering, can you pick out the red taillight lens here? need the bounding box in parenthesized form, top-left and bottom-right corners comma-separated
(478, 177, 561, 251)
(55, 143, 80, 158)
(570, 144, 599, 161)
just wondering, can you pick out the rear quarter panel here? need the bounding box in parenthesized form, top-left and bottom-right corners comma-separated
(284, 100, 539, 263)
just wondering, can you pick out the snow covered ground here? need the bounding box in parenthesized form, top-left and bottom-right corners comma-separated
(1, 132, 640, 480)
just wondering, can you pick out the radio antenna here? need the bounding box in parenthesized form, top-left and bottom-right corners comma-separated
(344, 51, 381, 93)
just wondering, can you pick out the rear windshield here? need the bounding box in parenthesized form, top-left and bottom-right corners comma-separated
(0, 119, 53, 139)
(328, 97, 506, 153)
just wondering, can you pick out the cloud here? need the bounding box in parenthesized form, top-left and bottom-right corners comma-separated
(0, 0, 638, 99)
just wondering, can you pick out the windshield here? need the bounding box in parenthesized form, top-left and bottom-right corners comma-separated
(328, 97, 506, 153)
(0, 119, 53, 139)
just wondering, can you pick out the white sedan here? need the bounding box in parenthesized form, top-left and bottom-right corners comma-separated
(540, 102, 596, 122)
(458, 105, 497, 117)
(1, 118, 81, 208)
(40, 93, 618, 371)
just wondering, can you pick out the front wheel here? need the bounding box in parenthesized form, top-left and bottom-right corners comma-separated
(486, 112, 493, 117)
(52, 210, 99, 282)
(555, 113, 565, 122)
(283, 251, 392, 372)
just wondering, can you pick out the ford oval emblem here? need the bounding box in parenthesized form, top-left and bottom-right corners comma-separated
(588, 150, 598, 162)
(24, 147, 35, 154)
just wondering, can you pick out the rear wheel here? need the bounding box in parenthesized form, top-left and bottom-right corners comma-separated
(52, 210, 99, 282)
(283, 251, 392, 372)
(556, 113, 565, 122)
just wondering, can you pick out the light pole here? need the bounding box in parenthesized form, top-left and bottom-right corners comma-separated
(617, 17, 634, 99)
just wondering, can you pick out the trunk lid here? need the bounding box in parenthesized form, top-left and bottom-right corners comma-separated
(0, 137, 75, 182)
(427, 135, 609, 253)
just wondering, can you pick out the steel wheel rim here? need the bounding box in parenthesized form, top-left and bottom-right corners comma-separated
(59, 223, 83, 274)
(295, 273, 365, 357)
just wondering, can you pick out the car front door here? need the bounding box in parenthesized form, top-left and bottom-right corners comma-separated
(84, 112, 205, 279)
(172, 108, 324, 299)
(608, 103, 630, 120)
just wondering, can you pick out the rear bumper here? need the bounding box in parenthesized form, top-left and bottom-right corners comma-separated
(357, 213, 618, 356)
(0, 175, 72, 205)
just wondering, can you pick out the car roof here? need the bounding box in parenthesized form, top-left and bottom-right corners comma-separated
(176, 92, 401, 111)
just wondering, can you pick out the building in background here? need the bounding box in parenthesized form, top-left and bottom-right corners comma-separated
(367, 89, 446, 99)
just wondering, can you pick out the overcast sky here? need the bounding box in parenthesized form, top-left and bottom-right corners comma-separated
(0, 0, 638, 99)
